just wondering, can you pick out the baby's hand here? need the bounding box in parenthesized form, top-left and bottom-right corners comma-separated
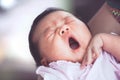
(81, 34, 103, 68)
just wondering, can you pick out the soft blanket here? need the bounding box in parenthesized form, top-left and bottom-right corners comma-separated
(36, 51, 120, 80)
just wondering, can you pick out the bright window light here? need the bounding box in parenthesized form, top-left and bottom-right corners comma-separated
(0, 0, 17, 10)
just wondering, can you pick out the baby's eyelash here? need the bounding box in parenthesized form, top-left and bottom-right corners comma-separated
(46, 30, 55, 39)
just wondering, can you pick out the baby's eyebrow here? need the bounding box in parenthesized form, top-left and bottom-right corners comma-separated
(63, 16, 75, 23)
(64, 16, 71, 19)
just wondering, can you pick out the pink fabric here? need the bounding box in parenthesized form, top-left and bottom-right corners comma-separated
(36, 51, 120, 80)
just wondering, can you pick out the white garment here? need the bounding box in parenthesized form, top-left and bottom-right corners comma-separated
(36, 51, 120, 80)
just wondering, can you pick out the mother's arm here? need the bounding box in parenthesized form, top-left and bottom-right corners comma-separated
(88, 2, 120, 36)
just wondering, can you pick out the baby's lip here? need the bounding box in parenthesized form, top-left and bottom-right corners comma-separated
(68, 37, 80, 50)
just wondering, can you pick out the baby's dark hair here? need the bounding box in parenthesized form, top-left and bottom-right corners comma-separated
(28, 7, 65, 67)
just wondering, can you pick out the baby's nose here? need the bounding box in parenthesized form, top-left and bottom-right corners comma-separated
(59, 25, 70, 35)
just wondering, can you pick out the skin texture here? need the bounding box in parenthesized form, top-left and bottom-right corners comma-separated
(32, 11, 92, 65)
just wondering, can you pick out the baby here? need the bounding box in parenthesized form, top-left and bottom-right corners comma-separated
(28, 8, 120, 80)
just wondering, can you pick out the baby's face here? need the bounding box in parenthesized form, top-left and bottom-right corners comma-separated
(33, 11, 91, 65)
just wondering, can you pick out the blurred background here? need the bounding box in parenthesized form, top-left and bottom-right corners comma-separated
(0, 0, 104, 80)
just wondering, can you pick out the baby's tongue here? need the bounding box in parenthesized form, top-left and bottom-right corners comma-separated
(69, 38, 80, 50)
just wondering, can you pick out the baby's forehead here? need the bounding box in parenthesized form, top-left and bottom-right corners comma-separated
(41, 11, 72, 21)
(37, 11, 69, 27)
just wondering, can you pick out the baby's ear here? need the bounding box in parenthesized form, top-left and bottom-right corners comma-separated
(41, 58, 48, 66)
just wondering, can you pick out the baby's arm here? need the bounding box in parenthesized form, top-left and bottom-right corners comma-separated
(100, 33, 120, 61)
(81, 33, 120, 67)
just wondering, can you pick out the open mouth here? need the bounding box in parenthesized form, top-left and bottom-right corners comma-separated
(69, 37, 80, 50)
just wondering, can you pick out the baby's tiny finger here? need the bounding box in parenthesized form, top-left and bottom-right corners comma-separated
(81, 62, 87, 69)
(86, 49, 93, 65)
(81, 57, 87, 69)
